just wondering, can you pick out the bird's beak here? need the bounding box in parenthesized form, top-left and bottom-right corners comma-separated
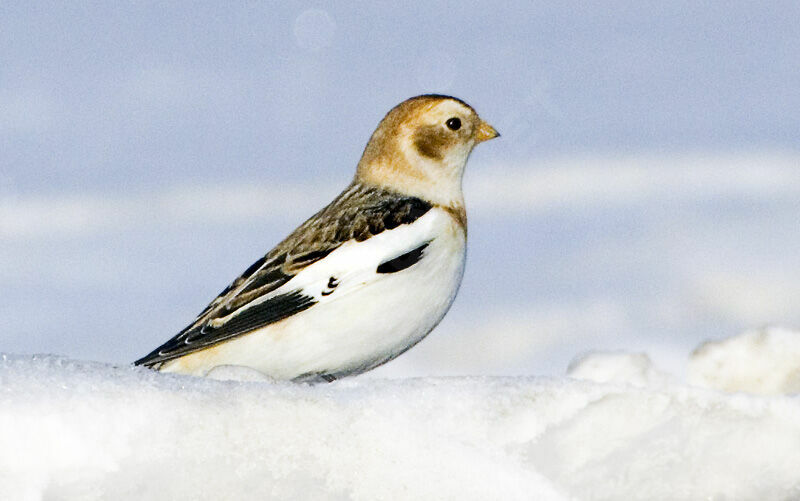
(475, 120, 500, 143)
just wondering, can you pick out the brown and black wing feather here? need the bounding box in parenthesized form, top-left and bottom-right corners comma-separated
(134, 183, 432, 368)
(134, 290, 317, 366)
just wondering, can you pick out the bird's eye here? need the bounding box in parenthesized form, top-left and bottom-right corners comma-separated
(445, 117, 461, 131)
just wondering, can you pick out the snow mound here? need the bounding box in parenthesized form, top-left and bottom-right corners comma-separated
(566, 351, 672, 387)
(3, 354, 800, 500)
(689, 327, 800, 395)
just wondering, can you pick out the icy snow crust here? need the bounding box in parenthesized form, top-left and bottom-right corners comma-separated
(3, 353, 800, 501)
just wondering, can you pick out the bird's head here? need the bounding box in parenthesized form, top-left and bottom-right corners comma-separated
(356, 95, 498, 207)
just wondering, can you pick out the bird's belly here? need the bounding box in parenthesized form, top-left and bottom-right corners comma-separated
(161, 228, 466, 380)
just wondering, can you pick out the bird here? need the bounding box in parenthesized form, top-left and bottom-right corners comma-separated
(134, 94, 498, 382)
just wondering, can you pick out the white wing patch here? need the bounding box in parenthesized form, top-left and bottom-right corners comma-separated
(229, 209, 444, 319)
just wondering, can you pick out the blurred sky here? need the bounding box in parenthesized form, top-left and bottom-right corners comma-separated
(1, 1, 799, 377)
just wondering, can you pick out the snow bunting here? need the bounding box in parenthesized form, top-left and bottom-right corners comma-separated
(135, 95, 498, 382)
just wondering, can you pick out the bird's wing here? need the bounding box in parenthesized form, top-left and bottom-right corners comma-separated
(134, 183, 434, 367)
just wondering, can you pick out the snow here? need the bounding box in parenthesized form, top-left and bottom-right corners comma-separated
(566, 351, 673, 387)
(4, 330, 800, 501)
(689, 327, 800, 395)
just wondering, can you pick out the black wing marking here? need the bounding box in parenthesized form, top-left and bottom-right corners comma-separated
(321, 276, 339, 296)
(134, 290, 316, 366)
(376, 243, 429, 274)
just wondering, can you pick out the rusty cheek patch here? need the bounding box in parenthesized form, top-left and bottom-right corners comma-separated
(413, 125, 450, 160)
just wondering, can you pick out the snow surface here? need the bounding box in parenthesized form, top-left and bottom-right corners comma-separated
(566, 351, 673, 387)
(4, 330, 800, 501)
(689, 327, 800, 395)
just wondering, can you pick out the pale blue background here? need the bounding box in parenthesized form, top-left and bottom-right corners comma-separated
(2, 2, 799, 376)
